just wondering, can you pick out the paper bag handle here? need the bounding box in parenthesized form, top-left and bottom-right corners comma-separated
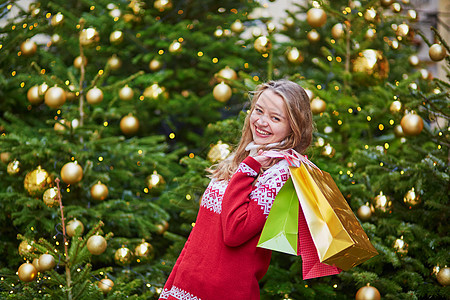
(262, 149, 321, 171)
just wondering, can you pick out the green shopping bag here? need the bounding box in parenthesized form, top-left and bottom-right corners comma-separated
(257, 178, 299, 255)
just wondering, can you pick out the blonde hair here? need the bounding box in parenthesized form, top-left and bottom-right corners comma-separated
(209, 79, 313, 181)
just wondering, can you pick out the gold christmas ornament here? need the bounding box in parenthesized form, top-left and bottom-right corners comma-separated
(114, 246, 133, 265)
(91, 181, 109, 201)
(391, 2, 402, 13)
(87, 235, 107, 255)
(24, 166, 53, 196)
(307, 29, 320, 43)
(134, 240, 153, 259)
(32, 258, 42, 272)
(310, 97, 326, 114)
(18, 240, 34, 256)
(251, 27, 263, 37)
(231, 19, 245, 33)
(169, 40, 182, 53)
(149, 58, 162, 71)
(331, 23, 344, 39)
(27, 85, 44, 105)
(1, 152, 11, 163)
(284, 17, 295, 28)
(146, 170, 166, 191)
(39, 82, 49, 95)
(389, 100, 402, 113)
(321, 143, 335, 158)
(20, 40, 37, 56)
(74, 56, 87, 69)
(79, 28, 100, 47)
(43, 187, 59, 207)
(157, 220, 170, 234)
(373, 191, 392, 213)
(407, 9, 418, 22)
(213, 82, 232, 102)
(54, 119, 70, 131)
(436, 267, 450, 286)
(286, 47, 304, 64)
(419, 69, 431, 80)
(429, 44, 447, 61)
(396, 23, 409, 37)
(44, 86, 66, 109)
(18, 262, 37, 282)
(355, 284, 381, 300)
(393, 236, 408, 254)
(394, 125, 404, 137)
(109, 30, 124, 44)
(216, 67, 238, 82)
(380, 0, 394, 7)
(357, 204, 372, 221)
(119, 85, 134, 101)
(86, 87, 104, 105)
(143, 83, 167, 99)
(306, 8, 327, 28)
(365, 28, 376, 40)
(352, 49, 389, 83)
(109, 8, 122, 18)
(408, 55, 420, 66)
(51, 33, 61, 44)
(98, 278, 114, 294)
(38, 253, 56, 271)
(403, 187, 421, 206)
(254, 36, 271, 54)
(400, 113, 424, 136)
(7, 159, 20, 175)
(66, 218, 84, 237)
(154, 0, 173, 11)
(214, 27, 224, 38)
(120, 114, 140, 135)
(207, 141, 231, 163)
(108, 55, 122, 70)
(51, 12, 64, 26)
(60, 161, 83, 185)
(364, 8, 377, 22)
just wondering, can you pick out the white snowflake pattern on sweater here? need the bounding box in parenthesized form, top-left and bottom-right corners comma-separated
(160, 286, 201, 300)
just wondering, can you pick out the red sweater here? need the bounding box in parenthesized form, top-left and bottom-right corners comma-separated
(160, 156, 290, 300)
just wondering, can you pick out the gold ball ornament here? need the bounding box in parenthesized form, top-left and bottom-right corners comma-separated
(307, 29, 320, 43)
(389, 100, 402, 113)
(396, 23, 409, 37)
(373, 191, 392, 213)
(352, 49, 389, 84)
(18, 240, 34, 256)
(87, 235, 107, 255)
(310, 98, 326, 114)
(355, 284, 381, 300)
(86, 87, 104, 105)
(231, 19, 245, 33)
(217, 67, 238, 82)
(306, 8, 327, 28)
(146, 170, 166, 191)
(154, 0, 173, 11)
(120, 114, 140, 135)
(380, 0, 394, 7)
(143, 83, 167, 99)
(110, 30, 124, 44)
(51, 33, 61, 44)
(24, 166, 53, 196)
(27, 85, 44, 105)
(134, 241, 153, 259)
(408, 55, 420, 66)
(39, 82, 49, 95)
(394, 125, 404, 137)
(391, 3, 402, 13)
(108, 55, 122, 70)
(66, 218, 85, 237)
(286, 47, 304, 64)
(91, 181, 109, 201)
(357, 205, 372, 221)
(213, 82, 232, 102)
(393, 236, 408, 254)
(18, 262, 37, 282)
(38, 253, 56, 271)
(407, 9, 418, 22)
(364, 8, 377, 22)
(331, 23, 345, 39)
(207, 141, 231, 163)
(169, 40, 182, 53)
(284, 17, 295, 28)
(119, 85, 134, 101)
(419, 69, 431, 80)
(266, 22, 276, 34)
(429, 44, 447, 61)
(44, 86, 66, 109)
(20, 40, 37, 56)
(43, 187, 59, 207)
(149, 58, 162, 71)
(403, 187, 421, 206)
(157, 220, 169, 234)
(54, 119, 71, 131)
(7, 159, 21, 175)
(61, 161, 83, 185)
(1, 152, 11, 163)
(32, 258, 42, 272)
(400, 113, 424, 136)
(436, 267, 450, 286)
(321, 143, 335, 158)
(365, 29, 376, 40)
(74, 56, 87, 69)
(254, 36, 271, 54)
(114, 246, 133, 265)
(51, 12, 64, 26)
(79, 28, 100, 47)
(98, 278, 114, 294)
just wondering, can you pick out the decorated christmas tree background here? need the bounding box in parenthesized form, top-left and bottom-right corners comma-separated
(0, 0, 449, 299)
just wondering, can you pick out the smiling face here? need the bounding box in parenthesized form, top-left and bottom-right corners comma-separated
(249, 89, 292, 145)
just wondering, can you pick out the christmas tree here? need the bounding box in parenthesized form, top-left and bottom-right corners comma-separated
(1, 0, 449, 299)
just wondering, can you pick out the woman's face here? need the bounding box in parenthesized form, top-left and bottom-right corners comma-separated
(250, 89, 292, 145)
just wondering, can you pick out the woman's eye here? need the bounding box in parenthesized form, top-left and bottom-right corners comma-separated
(272, 117, 280, 121)
(255, 108, 263, 113)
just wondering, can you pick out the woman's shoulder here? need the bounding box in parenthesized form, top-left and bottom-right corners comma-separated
(258, 159, 290, 183)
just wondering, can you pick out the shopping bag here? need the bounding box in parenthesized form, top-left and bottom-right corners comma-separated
(257, 178, 299, 255)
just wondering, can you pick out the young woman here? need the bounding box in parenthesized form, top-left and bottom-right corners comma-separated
(160, 79, 314, 300)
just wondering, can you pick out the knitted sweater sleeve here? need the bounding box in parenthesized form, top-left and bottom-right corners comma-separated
(221, 156, 284, 247)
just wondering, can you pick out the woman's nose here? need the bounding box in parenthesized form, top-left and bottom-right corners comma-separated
(257, 115, 268, 125)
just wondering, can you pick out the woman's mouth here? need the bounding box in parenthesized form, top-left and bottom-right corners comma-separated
(255, 126, 271, 136)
